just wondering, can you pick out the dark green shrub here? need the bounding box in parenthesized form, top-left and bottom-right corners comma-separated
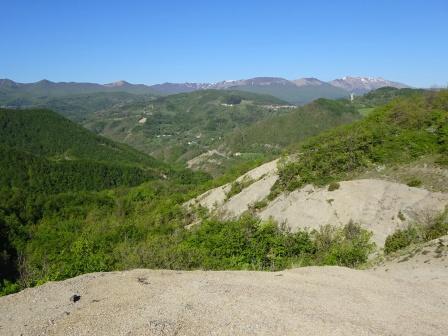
(312, 221, 375, 267)
(424, 213, 448, 241)
(250, 199, 268, 210)
(384, 226, 420, 254)
(406, 178, 422, 187)
(183, 215, 315, 271)
(328, 182, 340, 191)
(0, 280, 20, 296)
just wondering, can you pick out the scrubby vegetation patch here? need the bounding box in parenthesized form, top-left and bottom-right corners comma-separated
(384, 209, 448, 254)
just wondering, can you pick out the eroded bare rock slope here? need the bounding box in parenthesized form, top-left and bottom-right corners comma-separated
(188, 160, 448, 246)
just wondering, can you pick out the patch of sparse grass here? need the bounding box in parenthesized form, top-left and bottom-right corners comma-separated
(250, 198, 269, 211)
(354, 156, 448, 193)
(358, 107, 375, 117)
(225, 177, 254, 200)
(435, 154, 448, 166)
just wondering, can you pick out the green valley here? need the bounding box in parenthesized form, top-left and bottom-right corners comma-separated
(1, 86, 447, 308)
(80, 90, 292, 163)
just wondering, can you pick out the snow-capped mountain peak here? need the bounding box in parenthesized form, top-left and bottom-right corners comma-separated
(293, 77, 326, 87)
(330, 76, 409, 94)
(104, 80, 131, 87)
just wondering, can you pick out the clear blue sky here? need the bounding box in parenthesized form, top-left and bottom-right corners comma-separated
(1, 0, 447, 87)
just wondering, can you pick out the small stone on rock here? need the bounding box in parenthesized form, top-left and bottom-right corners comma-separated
(70, 294, 81, 303)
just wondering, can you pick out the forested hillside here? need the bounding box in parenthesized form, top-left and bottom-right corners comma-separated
(0, 108, 159, 166)
(2, 87, 422, 178)
(352, 87, 427, 116)
(82, 89, 292, 163)
(34, 92, 155, 122)
(178, 89, 428, 174)
(225, 99, 361, 153)
(0, 108, 211, 293)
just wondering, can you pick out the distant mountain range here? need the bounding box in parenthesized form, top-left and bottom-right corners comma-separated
(329, 76, 410, 95)
(0, 78, 158, 97)
(146, 76, 410, 103)
(0, 76, 410, 106)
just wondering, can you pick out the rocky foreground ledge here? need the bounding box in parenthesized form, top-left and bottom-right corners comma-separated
(1, 237, 447, 336)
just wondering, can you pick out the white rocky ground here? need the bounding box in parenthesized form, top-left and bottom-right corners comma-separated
(187, 160, 448, 246)
(259, 179, 448, 246)
(1, 236, 447, 336)
(185, 159, 278, 211)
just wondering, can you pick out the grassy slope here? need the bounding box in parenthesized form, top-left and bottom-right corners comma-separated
(225, 98, 362, 153)
(353, 87, 427, 109)
(273, 90, 448, 194)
